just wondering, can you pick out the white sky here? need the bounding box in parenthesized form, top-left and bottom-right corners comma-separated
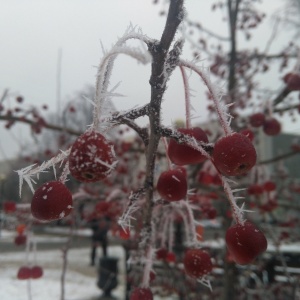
(0, 0, 299, 161)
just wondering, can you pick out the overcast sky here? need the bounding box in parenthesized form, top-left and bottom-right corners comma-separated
(0, 0, 299, 161)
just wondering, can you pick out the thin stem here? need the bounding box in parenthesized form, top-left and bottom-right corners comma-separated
(93, 31, 152, 130)
(179, 66, 191, 128)
(179, 60, 232, 136)
(222, 177, 244, 225)
(162, 137, 172, 170)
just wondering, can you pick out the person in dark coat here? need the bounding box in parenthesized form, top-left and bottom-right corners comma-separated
(89, 216, 110, 266)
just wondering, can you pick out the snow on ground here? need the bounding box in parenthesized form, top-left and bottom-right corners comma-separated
(1, 246, 126, 300)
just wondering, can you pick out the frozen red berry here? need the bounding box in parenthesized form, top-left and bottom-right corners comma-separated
(69, 131, 116, 182)
(168, 127, 208, 165)
(183, 249, 213, 278)
(225, 221, 268, 265)
(30, 266, 43, 279)
(212, 133, 257, 176)
(130, 287, 153, 300)
(263, 118, 281, 136)
(283, 72, 300, 91)
(249, 113, 265, 127)
(17, 266, 31, 280)
(157, 168, 188, 201)
(31, 181, 73, 221)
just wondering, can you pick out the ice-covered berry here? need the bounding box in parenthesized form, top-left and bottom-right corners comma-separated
(69, 131, 116, 182)
(183, 249, 213, 278)
(31, 181, 73, 221)
(225, 221, 268, 265)
(157, 168, 187, 201)
(168, 127, 208, 165)
(212, 133, 257, 176)
(130, 287, 153, 300)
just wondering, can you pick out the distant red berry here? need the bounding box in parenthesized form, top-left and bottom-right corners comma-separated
(16, 96, 24, 103)
(239, 128, 254, 142)
(149, 271, 156, 282)
(30, 266, 43, 279)
(14, 234, 27, 246)
(156, 248, 168, 260)
(197, 171, 214, 185)
(130, 287, 153, 300)
(212, 133, 257, 176)
(263, 118, 281, 136)
(31, 181, 73, 221)
(247, 184, 264, 195)
(283, 72, 300, 91)
(69, 131, 116, 182)
(168, 127, 208, 165)
(249, 113, 265, 127)
(183, 249, 213, 278)
(3, 201, 16, 213)
(263, 181, 276, 192)
(225, 221, 268, 265)
(166, 251, 176, 263)
(17, 266, 31, 280)
(119, 227, 130, 240)
(157, 168, 188, 201)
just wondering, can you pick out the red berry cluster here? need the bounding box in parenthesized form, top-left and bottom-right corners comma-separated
(249, 113, 281, 136)
(17, 266, 43, 280)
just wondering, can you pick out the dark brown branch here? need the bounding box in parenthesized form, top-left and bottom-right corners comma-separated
(0, 89, 9, 104)
(273, 86, 292, 106)
(141, 0, 184, 250)
(259, 151, 300, 165)
(0, 115, 82, 136)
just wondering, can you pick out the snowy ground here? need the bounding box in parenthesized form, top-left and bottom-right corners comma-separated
(1, 245, 126, 300)
(1, 229, 126, 300)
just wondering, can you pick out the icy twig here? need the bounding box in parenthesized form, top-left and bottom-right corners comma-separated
(93, 27, 152, 130)
(118, 188, 146, 230)
(179, 60, 232, 136)
(16, 149, 70, 196)
(222, 176, 246, 225)
(179, 65, 192, 128)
